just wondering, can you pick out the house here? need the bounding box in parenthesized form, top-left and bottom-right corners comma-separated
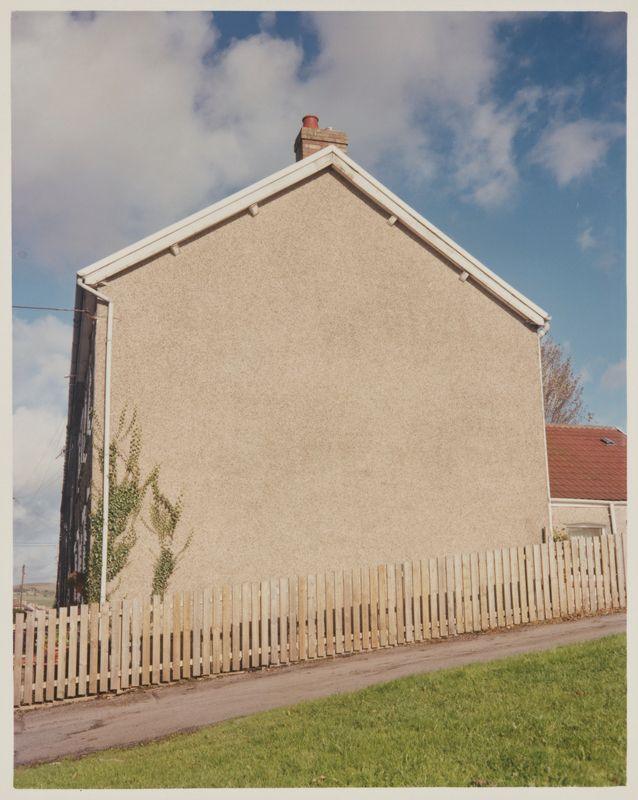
(547, 424, 627, 539)
(56, 117, 552, 606)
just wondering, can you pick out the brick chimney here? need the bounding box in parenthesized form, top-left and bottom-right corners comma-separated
(294, 115, 348, 161)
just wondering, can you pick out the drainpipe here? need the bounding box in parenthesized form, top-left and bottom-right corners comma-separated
(536, 324, 553, 536)
(609, 502, 617, 536)
(77, 278, 113, 604)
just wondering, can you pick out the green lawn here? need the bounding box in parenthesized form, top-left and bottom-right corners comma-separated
(16, 633, 626, 788)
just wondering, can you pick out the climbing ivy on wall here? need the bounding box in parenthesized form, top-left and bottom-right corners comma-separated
(85, 408, 157, 603)
(147, 479, 193, 598)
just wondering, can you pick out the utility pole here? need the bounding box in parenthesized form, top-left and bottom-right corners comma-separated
(18, 564, 26, 610)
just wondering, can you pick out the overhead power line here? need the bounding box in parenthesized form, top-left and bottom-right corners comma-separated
(13, 304, 96, 317)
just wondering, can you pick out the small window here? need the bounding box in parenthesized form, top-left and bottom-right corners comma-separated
(566, 525, 605, 538)
(601, 437, 615, 445)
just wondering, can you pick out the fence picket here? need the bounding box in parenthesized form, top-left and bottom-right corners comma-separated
(13, 613, 25, 706)
(404, 561, 414, 642)
(288, 577, 299, 662)
(351, 569, 361, 652)
(412, 560, 423, 641)
(454, 554, 465, 634)
(571, 539, 583, 614)
(334, 572, 344, 653)
(109, 601, 121, 693)
(563, 541, 575, 616)
(172, 593, 182, 681)
(438, 556, 449, 637)
(141, 600, 151, 685)
(607, 536, 619, 609)
(162, 595, 172, 682)
(183, 592, 192, 679)
(522, 545, 535, 622)
(251, 582, 262, 667)
(556, 541, 568, 616)
(367, 567, 378, 649)
(395, 563, 406, 644)
(378, 565, 388, 646)
(517, 546, 528, 624)
(445, 556, 455, 636)
(502, 549, 512, 627)
(468, 553, 480, 632)
(585, 538, 598, 613)
(343, 570, 354, 652)
(298, 576, 307, 659)
(420, 559, 432, 641)
(202, 590, 212, 676)
(120, 599, 131, 689)
(317, 573, 326, 657)
(67, 605, 78, 697)
(387, 564, 398, 645)
(45, 608, 57, 702)
(130, 599, 141, 687)
(78, 604, 89, 695)
(98, 603, 109, 692)
(495, 549, 505, 628)
(241, 582, 251, 669)
(307, 574, 317, 659)
(222, 585, 232, 672)
(532, 544, 544, 620)
(461, 554, 472, 631)
(509, 548, 520, 626)
(270, 579, 280, 666)
(280, 578, 290, 663)
(90, 602, 102, 691)
(478, 552, 488, 631)
(151, 597, 161, 684)
(485, 550, 496, 630)
(212, 586, 222, 674)
(192, 591, 202, 678)
(600, 537, 611, 610)
(360, 568, 370, 650)
(232, 584, 242, 671)
(616, 532, 626, 607)
(56, 607, 67, 700)
(594, 538, 606, 610)
(34, 609, 46, 703)
(23, 612, 35, 705)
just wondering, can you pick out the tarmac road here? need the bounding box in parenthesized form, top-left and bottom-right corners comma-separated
(14, 611, 626, 767)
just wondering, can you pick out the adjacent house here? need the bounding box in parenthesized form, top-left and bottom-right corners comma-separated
(57, 117, 552, 606)
(547, 424, 627, 539)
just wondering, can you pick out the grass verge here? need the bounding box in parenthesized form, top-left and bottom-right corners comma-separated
(15, 633, 626, 788)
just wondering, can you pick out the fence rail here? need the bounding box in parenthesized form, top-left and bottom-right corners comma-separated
(13, 533, 627, 707)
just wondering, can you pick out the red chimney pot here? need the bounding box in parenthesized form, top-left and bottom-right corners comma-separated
(302, 115, 319, 129)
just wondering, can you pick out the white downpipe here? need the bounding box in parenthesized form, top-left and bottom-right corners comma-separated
(537, 331, 553, 537)
(609, 502, 618, 536)
(77, 279, 113, 604)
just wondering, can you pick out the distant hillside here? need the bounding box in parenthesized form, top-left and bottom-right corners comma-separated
(13, 582, 56, 609)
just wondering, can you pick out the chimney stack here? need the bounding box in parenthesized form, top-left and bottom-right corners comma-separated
(294, 115, 348, 161)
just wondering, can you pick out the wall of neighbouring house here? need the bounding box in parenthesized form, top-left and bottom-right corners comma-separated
(90, 168, 551, 600)
(551, 502, 628, 538)
(57, 290, 97, 607)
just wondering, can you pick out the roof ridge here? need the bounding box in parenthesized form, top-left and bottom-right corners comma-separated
(546, 424, 624, 431)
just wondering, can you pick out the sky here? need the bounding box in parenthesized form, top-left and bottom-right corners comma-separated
(11, 10, 626, 584)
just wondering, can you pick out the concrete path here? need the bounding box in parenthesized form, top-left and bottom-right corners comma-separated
(15, 612, 625, 767)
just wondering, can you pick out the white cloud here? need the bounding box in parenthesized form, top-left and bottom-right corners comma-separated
(529, 119, 624, 186)
(12, 315, 73, 583)
(601, 359, 626, 392)
(12, 11, 552, 276)
(578, 226, 596, 251)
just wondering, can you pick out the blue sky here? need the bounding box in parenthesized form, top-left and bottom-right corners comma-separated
(12, 11, 626, 582)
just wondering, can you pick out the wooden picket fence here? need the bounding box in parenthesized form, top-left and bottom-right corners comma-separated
(13, 532, 626, 707)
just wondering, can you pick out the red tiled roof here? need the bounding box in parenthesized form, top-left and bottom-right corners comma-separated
(546, 425, 627, 501)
